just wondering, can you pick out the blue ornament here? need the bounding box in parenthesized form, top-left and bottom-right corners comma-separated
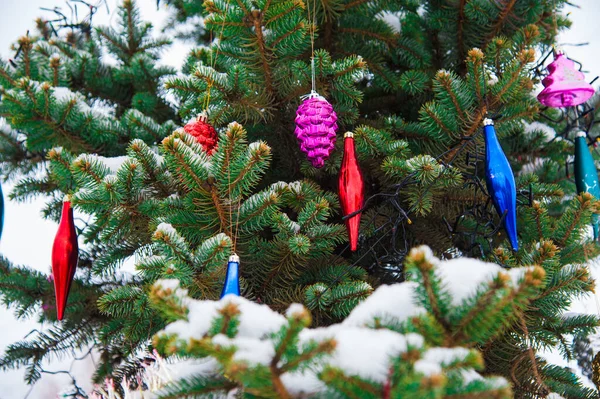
(220, 254, 240, 298)
(573, 131, 600, 239)
(0, 182, 4, 241)
(483, 118, 518, 251)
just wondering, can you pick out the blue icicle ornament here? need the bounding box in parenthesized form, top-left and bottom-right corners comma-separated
(220, 253, 240, 298)
(483, 118, 518, 251)
(0, 182, 3, 241)
(573, 131, 600, 239)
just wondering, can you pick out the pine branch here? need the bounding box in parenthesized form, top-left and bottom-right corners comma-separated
(456, 0, 467, 74)
(483, 0, 518, 50)
(250, 11, 274, 94)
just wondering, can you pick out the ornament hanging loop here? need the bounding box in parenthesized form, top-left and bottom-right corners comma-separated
(311, 56, 316, 94)
(197, 110, 209, 122)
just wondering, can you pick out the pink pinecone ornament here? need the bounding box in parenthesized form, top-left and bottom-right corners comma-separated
(294, 93, 338, 168)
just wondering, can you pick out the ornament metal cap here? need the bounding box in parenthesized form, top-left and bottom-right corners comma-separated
(229, 253, 240, 263)
(63, 194, 72, 203)
(576, 131, 587, 138)
(483, 118, 494, 126)
(197, 111, 208, 122)
(553, 45, 563, 55)
(301, 90, 325, 101)
(344, 132, 354, 138)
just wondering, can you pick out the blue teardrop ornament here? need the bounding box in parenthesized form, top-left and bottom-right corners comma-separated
(220, 254, 240, 298)
(574, 132, 600, 239)
(0, 182, 4, 241)
(483, 119, 518, 251)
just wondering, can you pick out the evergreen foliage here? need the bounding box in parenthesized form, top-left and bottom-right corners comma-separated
(149, 266, 517, 399)
(0, 0, 598, 397)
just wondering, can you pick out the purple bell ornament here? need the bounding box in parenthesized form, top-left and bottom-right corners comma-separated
(537, 52, 595, 108)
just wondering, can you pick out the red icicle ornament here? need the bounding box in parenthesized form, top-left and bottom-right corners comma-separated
(183, 112, 218, 155)
(51, 195, 79, 320)
(338, 132, 364, 251)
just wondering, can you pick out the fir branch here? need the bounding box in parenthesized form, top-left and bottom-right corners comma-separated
(250, 11, 274, 94)
(344, 0, 369, 10)
(483, 0, 518, 50)
(338, 27, 397, 48)
(270, 22, 306, 49)
(423, 104, 457, 139)
(210, 183, 230, 236)
(456, 0, 467, 74)
(442, 107, 486, 163)
(453, 282, 504, 345)
(512, 315, 550, 396)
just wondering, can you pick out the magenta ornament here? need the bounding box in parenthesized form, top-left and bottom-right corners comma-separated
(537, 52, 595, 108)
(294, 92, 338, 168)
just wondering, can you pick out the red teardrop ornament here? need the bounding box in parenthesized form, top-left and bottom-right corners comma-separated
(52, 196, 79, 320)
(183, 113, 218, 155)
(338, 132, 364, 251)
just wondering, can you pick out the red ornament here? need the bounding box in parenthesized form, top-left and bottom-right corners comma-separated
(338, 132, 364, 251)
(52, 196, 79, 320)
(183, 112, 218, 155)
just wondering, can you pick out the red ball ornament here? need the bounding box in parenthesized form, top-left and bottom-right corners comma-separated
(52, 196, 79, 320)
(183, 112, 218, 155)
(338, 132, 364, 251)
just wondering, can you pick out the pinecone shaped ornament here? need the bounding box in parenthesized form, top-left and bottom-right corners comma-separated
(183, 112, 218, 155)
(294, 92, 338, 168)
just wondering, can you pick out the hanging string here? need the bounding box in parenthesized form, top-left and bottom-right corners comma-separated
(202, 0, 238, 255)
(204, 0, 232, 114)
(306, 0, 317, 95)
(551, 0, 559, 39)
(232, 187, 242, 254)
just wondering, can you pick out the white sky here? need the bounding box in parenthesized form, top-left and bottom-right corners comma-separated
(0, 0, 598, 397)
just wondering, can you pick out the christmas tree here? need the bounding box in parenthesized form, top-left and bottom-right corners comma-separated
(1, 0, 600, 397)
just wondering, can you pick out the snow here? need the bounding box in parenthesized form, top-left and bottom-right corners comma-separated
(1, 0, 600, 397)
(414, 347, 471, 376)
(286, 303, 305, 318)
(302, 326, 424, 383)
(343, 282, 424, 327)
(248, 141, 264, 152)
(436, 257, 503, 306)
(538, 254, 600, 390)
(381, 12, 400, 33)
(523, 121, 557, 141)
(213, 334, 275, 366)
(520, 158, 546, 175)
(51, 87, 81, 102)
(155, 278, 182, 291)
(155, 222, 178, 236)
(229, 297, 287, 338)
(74, 153, 129, 176)
(153, 266, 520, 395)
(53, 87, 114, 118)
(89, 355, 217, 399)
(98, 155, 129, 174)
(160, 294, 286, 342)
(434, 255, 533, 307)
(281, 370, 325, 395)
(157, 294, 429, 390)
